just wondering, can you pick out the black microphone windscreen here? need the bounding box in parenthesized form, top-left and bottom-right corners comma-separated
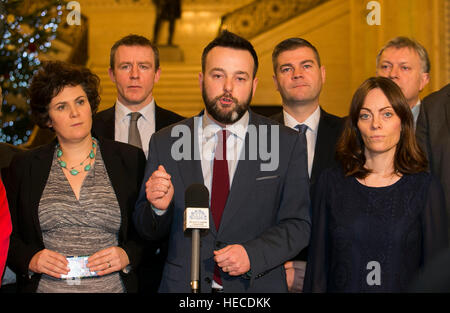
(185, 184, 209, 208)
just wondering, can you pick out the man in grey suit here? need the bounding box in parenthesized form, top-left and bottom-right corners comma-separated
(270, 38, 343, 293)
(133, 30, 311, 292)
(416, 83, 450, 238)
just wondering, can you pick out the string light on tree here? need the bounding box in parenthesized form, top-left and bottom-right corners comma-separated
(0, 0, 66, 145)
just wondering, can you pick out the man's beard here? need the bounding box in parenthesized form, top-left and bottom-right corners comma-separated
(202, 85, 252, 125)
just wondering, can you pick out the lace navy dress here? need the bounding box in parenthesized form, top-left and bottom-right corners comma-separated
(304, 167, 448, 292)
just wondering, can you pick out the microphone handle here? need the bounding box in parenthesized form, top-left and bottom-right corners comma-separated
(191, 228, 200, 293)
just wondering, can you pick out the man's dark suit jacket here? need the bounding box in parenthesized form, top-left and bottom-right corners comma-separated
(3, 138, 145, 293)
(416, 84, 450, 239)
(271, 108, 343, 196)
(271, 107, 343, 261)
(133, 110, 311, 293)
(92, 103, 185, 145)
(92, 102, 184, 293)
(410, 247, 450, 292)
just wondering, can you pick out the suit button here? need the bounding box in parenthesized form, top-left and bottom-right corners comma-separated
(215, 241, 222, 248)
(205, 277, 211, 284)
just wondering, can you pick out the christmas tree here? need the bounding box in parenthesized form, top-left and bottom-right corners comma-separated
(0, 0, 66, 145)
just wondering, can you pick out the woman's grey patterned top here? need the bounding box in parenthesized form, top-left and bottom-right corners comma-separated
(37, 146, 125, 293)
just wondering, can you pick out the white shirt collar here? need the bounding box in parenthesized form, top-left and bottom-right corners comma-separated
(202, 111, 249, 141)
(411, 99, 421, 112)
(115, 99, 155, 122)
(283, 105, 321, 133)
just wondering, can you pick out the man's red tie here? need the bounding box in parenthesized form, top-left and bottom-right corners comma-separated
(211, 129, 229, 285)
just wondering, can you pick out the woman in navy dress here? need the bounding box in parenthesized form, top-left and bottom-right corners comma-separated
(304, 77, 448, 292)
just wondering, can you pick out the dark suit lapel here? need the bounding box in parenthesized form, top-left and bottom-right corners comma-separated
(104, 106, 115, 139)
(175, 116, 204, 187)
(275, 107, 327, 185)
(100, 139, 128, 217)
(310, 109, 335, 186)
(155, 102, 183, 131)
(217, 112, 261, 236)
(30, 141, 55, 241)
(446, 90, 450, 132)
(173, 117, 209, 230)
(155, 103, 169, 131)
(271, 111, 284, 124)
(94, 106, 115, 140)
(275, 107, 341, 187)
(443, 91, 450, 163)
(218, 145, 259, 237)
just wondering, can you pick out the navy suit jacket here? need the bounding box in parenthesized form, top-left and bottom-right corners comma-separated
(271, 107, 343, 261)
(416, 84, 450, 238)
(133, 110, 311, 292)
(270, 108, 343, 199)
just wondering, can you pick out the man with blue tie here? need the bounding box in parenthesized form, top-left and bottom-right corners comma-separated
(270, 38, 343, 292)
(133, 30, 311, 292)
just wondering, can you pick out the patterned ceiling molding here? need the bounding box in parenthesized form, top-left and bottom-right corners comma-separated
(79, 0, 253, 9)
(219, 0, 329, 39)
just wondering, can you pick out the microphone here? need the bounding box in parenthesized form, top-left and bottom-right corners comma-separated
(184, 183, 210, 293)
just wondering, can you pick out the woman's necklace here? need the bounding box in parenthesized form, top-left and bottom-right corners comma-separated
(56, 137, 97, 176)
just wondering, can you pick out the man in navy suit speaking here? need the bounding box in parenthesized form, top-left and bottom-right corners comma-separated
(133, 30, 311, 293)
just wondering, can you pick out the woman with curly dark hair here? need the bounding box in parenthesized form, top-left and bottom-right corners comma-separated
(304, 76, 448, 292)
(4, 61, 145, 292)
